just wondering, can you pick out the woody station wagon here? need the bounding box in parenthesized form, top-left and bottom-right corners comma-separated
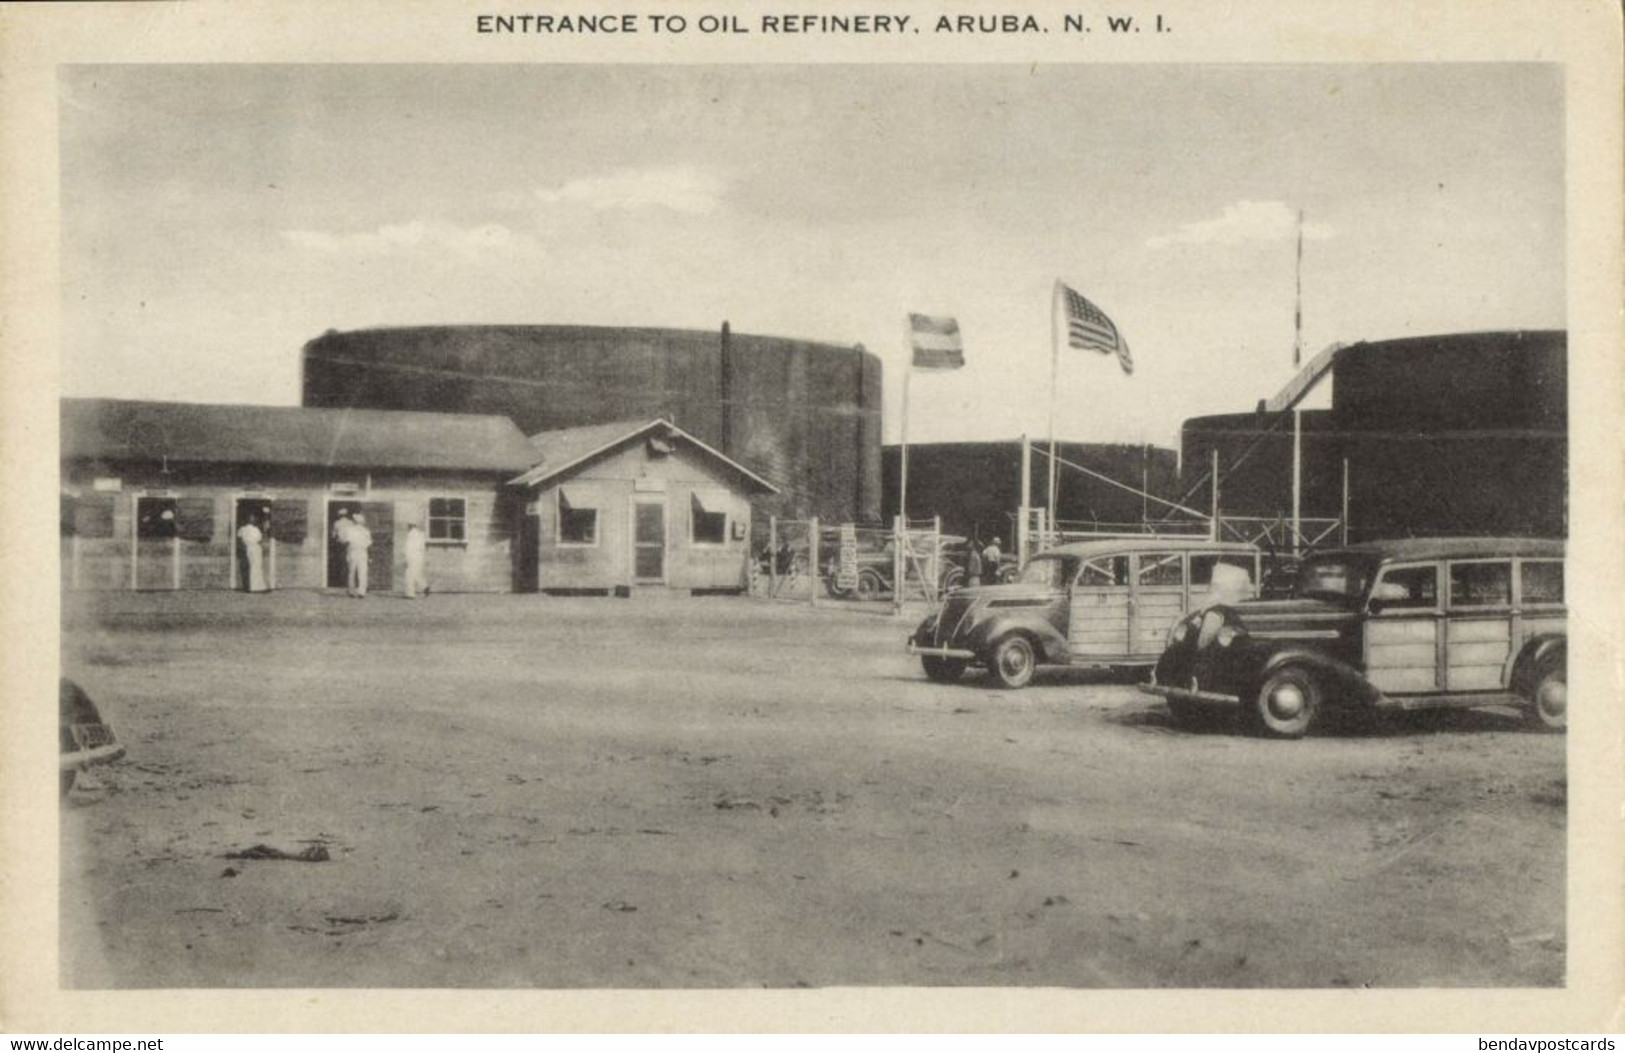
(1140, 537, 1567, 737)
(908, 537, 1262, 688)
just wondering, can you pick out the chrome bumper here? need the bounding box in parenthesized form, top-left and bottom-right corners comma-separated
(60, 743, 126, 771)
(907, 641, 976, 660)
(1137, 671, 1240, 705)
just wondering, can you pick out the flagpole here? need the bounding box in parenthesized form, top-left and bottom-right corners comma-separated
(900, 338, 912, 531)
(1047, 279, 1061, 533)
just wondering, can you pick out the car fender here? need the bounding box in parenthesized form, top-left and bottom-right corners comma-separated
(1508, 633, 1565, 693)
(1255, 644, 1379, 708)
(973, 611, 1067, 662)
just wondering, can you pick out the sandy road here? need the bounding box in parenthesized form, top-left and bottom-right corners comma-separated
(60, 591, 1565, 988)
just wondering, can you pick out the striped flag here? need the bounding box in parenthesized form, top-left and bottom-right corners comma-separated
(1060, 284, 1133, 375)
(908, 313, 965, 370)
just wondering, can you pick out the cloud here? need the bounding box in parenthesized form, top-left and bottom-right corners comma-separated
(533, 165, 725, 215)
(281, 219, 536, 259)
(1146, 201, 1335, 249)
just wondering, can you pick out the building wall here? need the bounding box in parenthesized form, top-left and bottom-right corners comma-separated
(301, 324, 882, 523)
(529, 441, 755, 594)
(62, 462, 519, 593)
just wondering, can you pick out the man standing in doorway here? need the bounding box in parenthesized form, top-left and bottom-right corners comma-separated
(237, 514, 269, 593)
(404, 522, 428, 599)
(346, 512, 372, 598)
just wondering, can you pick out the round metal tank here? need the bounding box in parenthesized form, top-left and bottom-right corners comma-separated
(301, 324, 883, 522)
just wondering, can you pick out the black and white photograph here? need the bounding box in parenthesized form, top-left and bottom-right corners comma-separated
(5, 0, 1622, 1036)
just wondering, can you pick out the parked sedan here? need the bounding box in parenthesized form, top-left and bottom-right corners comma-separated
(908, 537, 1261, 688)
(1140, 537, 1566, 737)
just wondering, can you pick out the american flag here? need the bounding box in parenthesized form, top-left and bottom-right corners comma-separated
(908, 313, 965, 370)
(1061, 284, 1133, 375)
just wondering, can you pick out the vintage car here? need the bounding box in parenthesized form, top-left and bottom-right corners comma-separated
(60, 677, 124, 796)
(907, 537, 1262, 688)
(1140, 537, 1567, 738)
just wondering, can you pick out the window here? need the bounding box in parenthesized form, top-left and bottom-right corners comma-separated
(1077, 555, 1130, 587)
(558, 489, 598, 546)
(1370, 564, 1438, 610)
(428, 497, 466, 543)
(1520, 560, 1564, 605)
(1449, 561, 1512, 608)
(136, 496, 178, 540)
(690, 492, 727, 546)
(1136, 553, 1184, 587)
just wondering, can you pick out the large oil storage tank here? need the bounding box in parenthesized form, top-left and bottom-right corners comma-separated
(882, 440, 1181, 541)
(1179, 330, 1566, 542)
(301, 324, 883, 522)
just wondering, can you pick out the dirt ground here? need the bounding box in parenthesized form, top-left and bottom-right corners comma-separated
(59, 590, 1566, 989)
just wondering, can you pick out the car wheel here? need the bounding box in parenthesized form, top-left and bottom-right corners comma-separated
(1251, 666, 1321, 738)
(987, 635, 1037, 689)
(922, 655, 967, 683)
(855, 568, 885, 601)
(1523, 657, 1566, 732)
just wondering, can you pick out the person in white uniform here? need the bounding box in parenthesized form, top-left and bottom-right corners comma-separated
(404, 522, 428, 598)
(236, 516, 269, 593)
(346, 512, 372, 598)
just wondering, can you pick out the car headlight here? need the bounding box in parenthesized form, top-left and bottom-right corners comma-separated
(1170, 620, 1190, 644)
(1216, 625, 1241, 648)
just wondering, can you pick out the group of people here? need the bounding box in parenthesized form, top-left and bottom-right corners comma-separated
(233, 510, 430, 598)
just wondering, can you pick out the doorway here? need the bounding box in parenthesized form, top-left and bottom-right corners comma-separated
(234, 497, 275, 591)
(632, 499, 666, 583)
(133, 495, 178, 591)
(326, 500, 394, 591)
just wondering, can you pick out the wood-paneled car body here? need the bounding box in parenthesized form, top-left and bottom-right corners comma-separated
(1140, 537, 1567, 737)
(908, 537, 1261, 688)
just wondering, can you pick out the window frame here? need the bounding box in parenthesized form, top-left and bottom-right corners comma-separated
(556, 487, 600, 548)
(1517, 558, 1565, 608)
(688, 490, 730, 548)
(1367, 561, 1443, 614)
(426, 495, 468, 546)
(1446, 558, 1515, 612)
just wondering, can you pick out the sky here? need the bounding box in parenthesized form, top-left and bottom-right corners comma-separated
(59, 63, 1564, 448)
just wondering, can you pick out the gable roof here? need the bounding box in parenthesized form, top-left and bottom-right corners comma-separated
(513, 418, 779, 494)
(61, 398, 539, 475)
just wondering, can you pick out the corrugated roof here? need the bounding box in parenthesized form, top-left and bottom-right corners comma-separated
(61, 398, 540, 474)
(514, 418, 778, 493)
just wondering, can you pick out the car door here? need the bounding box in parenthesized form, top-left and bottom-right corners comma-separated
(1131, 551, 1187, 657)
(1067, 554, 1130, 660)
(1363, 562, 1443, 694)
(1444, 559, 1514, 691)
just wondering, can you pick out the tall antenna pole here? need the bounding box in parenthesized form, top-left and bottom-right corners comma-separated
(1291, 208, 1305, 552)
(1293, 208, 1304, 368)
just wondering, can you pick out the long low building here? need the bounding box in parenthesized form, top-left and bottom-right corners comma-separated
(61, 399, 538, 593)
(61, 398, 776, 597)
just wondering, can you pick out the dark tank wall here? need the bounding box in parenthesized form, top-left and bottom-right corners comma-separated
(1180, 331, 1567, 543)
(882, 441, 1181, 540)
(301, 325, 883, 522)
(1181, 411, 1343, 522)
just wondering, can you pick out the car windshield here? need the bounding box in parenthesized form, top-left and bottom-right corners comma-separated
(1294, 555, 1374, 603)
(1014, 556, 1074, 587)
